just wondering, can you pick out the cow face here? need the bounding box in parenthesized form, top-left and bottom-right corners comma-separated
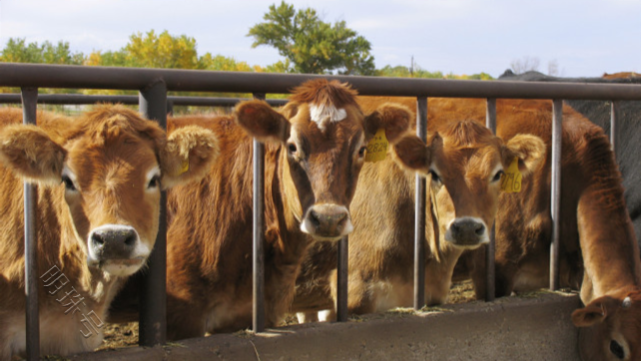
(235, 80, 411, 241)
(572, 291, 641, 361)
(392, 120, 545, 249)
(0, 106, 218, 277)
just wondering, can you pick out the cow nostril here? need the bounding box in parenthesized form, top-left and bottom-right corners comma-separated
(309, 210, 321, 226)
(475, 224, 486, 236)
(91, 232, 105, 247)
(124, 233, 137, 247)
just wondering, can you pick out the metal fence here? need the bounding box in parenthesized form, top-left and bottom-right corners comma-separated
(0, 93, 287, 113)
(1, 62, 641, 360)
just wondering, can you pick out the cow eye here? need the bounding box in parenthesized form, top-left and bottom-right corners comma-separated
(61, 175, 76, 191)
(610, 340, 625, 359)
(287, 143, 297, 154)
(358, 146, 367, 158)
(492, 170, 505, 182)
(148, 175, 161, 189)
(429, 170, 441, 184)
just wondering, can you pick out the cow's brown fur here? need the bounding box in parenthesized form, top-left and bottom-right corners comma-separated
(120, 80, 414, 339)
(293, 97, 546, 318)
(0, 105, 218, 359)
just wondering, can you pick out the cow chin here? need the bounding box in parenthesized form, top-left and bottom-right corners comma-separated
(101, 258, 146, 277)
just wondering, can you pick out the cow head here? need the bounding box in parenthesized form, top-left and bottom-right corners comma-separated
(392, 120, 545, 248)
(572, 290, 641, 361)
(0, 105, 219, 277)
(235, 79, 411, 241)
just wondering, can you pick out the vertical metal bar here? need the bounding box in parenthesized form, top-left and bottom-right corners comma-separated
(166, 100, 174, 117)
(21, 87, 39, 361)
(485, 98, 497, 302)
(610, 100, 619, 156)
(138, 80, 168, 346)
(550, 99, 563, 290)
(336, 236, 349, 322)
(414, 96, 428, 310)
(252, 92, 266, 332)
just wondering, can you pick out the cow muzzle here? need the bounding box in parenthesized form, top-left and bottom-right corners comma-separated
(445, 217, 488, 248)
(300, 204, 353, 241)
(87, 224, 148, 276)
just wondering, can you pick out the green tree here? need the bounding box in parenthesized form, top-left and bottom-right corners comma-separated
(1, 38, 84, 65)
(248, 1, 375, 75)
(124, 30, 199, 69)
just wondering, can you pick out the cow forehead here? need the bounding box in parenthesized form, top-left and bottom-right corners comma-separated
(65, 136, 159, 186)
(436, 145, 502, 179)
(289, 103, 363, 147)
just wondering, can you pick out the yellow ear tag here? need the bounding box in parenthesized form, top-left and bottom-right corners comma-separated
(500, 158, 522, 193)
(178, 159, 189, 175)
(365, 129, 389, 162)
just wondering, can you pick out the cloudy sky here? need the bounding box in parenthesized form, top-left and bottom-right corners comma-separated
(0, 0, 639, 78)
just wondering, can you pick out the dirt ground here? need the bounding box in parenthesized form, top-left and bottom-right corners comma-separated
(96, 280, 478, 352)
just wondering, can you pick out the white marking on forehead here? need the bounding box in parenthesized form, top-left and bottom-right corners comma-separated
(309, 103, 347, 124)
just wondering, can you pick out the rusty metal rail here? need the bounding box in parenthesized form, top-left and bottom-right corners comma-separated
(2, 62, 640, 358)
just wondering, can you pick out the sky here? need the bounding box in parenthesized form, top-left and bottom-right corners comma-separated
(0, 0, 639, 78)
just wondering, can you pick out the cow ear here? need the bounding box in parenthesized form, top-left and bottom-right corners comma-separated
(364, 103, 412, 144)
(160, 125, 220, 189)
(502, 134, 546, 176)
(234, 100, 290, 143)
(391, 133, 433, 173)
(0, 125, 66, 185)
(572, 300, 607, 327)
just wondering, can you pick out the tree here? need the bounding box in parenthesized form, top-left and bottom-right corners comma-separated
(0, 38, 84, 65)
(510, 56, 540, 74)
(124, 30, 199, 69)
(247, 1, 375, 75)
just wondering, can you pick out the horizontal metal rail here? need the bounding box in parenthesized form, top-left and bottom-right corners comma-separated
(0, 93, 287, 107)
(1, 63, 641, 100)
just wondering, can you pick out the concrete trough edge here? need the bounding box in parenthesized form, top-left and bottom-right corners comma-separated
(70, 292, 582, 361)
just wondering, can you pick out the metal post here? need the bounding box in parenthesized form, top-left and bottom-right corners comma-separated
(414, 97, 428, 310)
(166, 100, 174, 116)
(336, 236, 349, 322)
(138, 80, 168, 346)
(485, 98, 497, 302)
(550, 99, 563, 290)
(610, 100, 619, 156)
(252, 93, 266, 332)
(21, 87, 39, 361)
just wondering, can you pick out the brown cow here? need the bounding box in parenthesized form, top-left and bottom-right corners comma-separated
(572, 288, 641, 361)
(388, 97, 641, 361)
(145, 79, 412, 339)
(293, 97, 545, 320)
(0, 105, 218, 359)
